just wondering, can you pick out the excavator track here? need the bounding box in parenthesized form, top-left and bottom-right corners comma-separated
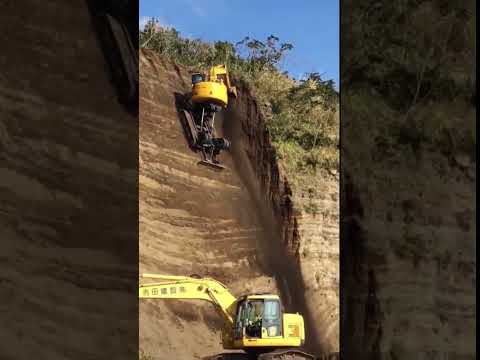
(203, 351, 339, 360)
(317, 353, 340, 360)
(258, 349, 315, 360)
(199, 158, 226, 171)
(182, 108, 199, 146)
(203, 353, 250, 360)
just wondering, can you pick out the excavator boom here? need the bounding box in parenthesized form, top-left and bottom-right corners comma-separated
(139, 274, 237, 325)
(208, 64, 237, 98)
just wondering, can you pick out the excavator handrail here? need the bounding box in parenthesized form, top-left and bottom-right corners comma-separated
(140, 273, 233, 293)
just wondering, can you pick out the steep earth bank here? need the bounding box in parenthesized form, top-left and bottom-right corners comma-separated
(341, 1, 476, 359)
(139, 49, 281, 360)
(1, 1, 138, 359)
(225, 90, 339, 354)
(341, 92, 476, 360)
(139, 49, 339, 359)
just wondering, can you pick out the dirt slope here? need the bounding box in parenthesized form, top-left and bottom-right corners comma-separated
(225, 90, 339, 355)
(1, 1, 137, 359)
(341, 94, 476, 359)
(341, 1, 476, 358)
(139, 49, 339, 359)
(139, 50, 281, 360)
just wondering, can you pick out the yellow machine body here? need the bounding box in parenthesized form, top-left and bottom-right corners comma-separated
(231, 304, 305, 349)
(192, 81, 229, 107)
(191, 64, 237, 107)
(139, 274, 306, 353)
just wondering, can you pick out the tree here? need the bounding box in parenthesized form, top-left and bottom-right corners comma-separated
(235, 35, 293, 74)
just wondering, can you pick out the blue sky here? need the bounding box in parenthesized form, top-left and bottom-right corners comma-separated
(140, 0, 339, 88)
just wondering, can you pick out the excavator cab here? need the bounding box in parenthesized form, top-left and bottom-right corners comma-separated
(191, 73, 205, 85)
(234, 297, 283, 341)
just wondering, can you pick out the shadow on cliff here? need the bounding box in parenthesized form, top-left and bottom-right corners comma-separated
(169, 82, 326, 356)
(223, 93, 326, 356)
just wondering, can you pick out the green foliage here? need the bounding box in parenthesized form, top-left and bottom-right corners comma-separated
(260, 72, 339, 178)
(140, 19, 339, 178)
(235, 35, 293, 75)
(139, 20, 292, 80)
(342, 1, 475, 110)
(140, 19, 216, 67)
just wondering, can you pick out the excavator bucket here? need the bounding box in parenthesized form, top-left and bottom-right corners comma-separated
(198, 159, 226, 171)
(198, 143, 228, 171)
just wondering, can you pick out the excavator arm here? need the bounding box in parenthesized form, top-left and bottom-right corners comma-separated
(139, 274, 238, 325)
(209, 65, 238, 98)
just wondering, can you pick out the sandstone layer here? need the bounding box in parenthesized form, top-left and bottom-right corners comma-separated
(1, 2, 138, 359)
(139, 49, 339, 359)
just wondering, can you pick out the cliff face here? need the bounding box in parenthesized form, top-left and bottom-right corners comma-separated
(341, 93, 476, 359)
(225, 90, 340, 354)
(139, 48, 339, 359)
(139, 49, 281, 359)
(341, 1, 476, 359)
(292, 179, 339, 355)
(1, 1, 137, 359)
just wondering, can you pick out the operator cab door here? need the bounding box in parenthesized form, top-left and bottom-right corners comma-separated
(235, 299, 283, 340)
(234, 300, 247, 340)
(262, 299, 283, 338)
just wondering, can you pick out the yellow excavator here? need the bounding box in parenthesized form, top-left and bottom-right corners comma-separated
(181, 65, 238, 170)
(139, 274, 315, 359)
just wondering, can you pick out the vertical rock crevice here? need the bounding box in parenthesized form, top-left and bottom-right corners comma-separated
(225, 85, 339, 355)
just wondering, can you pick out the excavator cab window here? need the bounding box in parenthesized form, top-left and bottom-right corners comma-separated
(234, 300, 247, 340)
(192, 73, 205, 85)
(262, 300, 282, 337)
(237, 299, 283, 339)
(245, 300, 263, 338)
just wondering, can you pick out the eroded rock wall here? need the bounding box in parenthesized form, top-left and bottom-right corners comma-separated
(341, 93, 476, 360)
(1, 1, 138, 359)
(139, 49, 340, 359)
(139, 49, 281, 360)
(225, 89, 340, 354)
(341, 0, 476, 358)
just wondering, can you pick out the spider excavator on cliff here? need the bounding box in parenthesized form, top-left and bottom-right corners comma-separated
(181, 65, 237, 170)
(139, 273, 316, 360)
